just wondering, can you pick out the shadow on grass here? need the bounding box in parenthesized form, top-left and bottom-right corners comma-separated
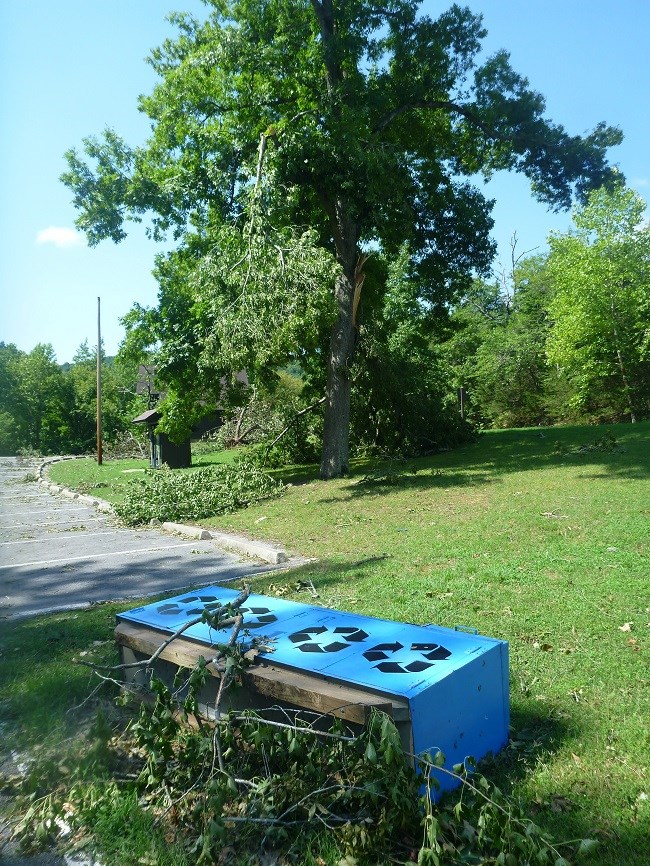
(461, 701, 647, 865)
(0, 608, 122, 747)
(470, 422, 648, 475)
(243, 555, 396, 600)
(483, 702, 572, 788)
(305, 421, 650, 504)
(482, 704, 645, 864)
(0, 590, 210, 747)
(317, 468, 496, 504)
(490, 705, 648, 864)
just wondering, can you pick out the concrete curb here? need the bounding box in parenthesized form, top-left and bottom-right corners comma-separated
(160, 521, 288, 564)
(205, 529, 289, 564)
(37, 457, 291, 565)
(162, 521, 212, 541)
(37, 458, 116, 515)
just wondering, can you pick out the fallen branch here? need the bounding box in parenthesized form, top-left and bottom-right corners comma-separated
(264, 396, 326, 458)
(213, 611, 245, 771)
(228, 713, 358, 742)
(76, 585, 251, 673)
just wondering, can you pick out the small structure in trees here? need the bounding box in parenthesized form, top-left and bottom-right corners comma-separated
(132, 408, 191, 469)
(132, 368, 248, 467)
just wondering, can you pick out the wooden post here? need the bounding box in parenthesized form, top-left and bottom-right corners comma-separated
(96, 296, 103, 465)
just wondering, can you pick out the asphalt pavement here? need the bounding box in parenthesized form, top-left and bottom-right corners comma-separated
(0, 456, 278, 621)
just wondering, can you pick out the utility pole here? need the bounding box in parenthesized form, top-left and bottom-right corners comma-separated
(96, 296, 103, 465)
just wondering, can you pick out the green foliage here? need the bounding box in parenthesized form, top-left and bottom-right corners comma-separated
(118, 223, 338, 445)
(195, 225, 339, 380)
(546, 185, 650, 422)
(10, 657, 594, 866)
(350, 247, 475, 455)
(440, 225, 648, 429)
(441, 255, 556, 428)
(127, 690, 421, 863)
(248, 413, 324, 469)
(0, 343, 27, 453)
(61, 0, 622, 476)
(0, 340, 147, 456)
(63, 341, 149, 453)
(113, 459, 284, 525)
(0, 342, 74, 455)
(12, 774, 188, 865)
(194, 372, 324, 468)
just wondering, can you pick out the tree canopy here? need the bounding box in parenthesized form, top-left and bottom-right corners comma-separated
(62, 0, 622, 475)
(0, 342, 146, 457)
(546, 184, 650, 422)
(440, 253, 552, 428)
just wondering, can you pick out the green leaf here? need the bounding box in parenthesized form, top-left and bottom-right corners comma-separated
(577, 838, 599, 857)
(364, 742, 377, 764)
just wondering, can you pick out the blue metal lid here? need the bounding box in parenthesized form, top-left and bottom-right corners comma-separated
(118, 586, 505, 698)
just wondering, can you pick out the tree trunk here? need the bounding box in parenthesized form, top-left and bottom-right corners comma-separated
(311, 2, 359, 478)
(615, 347, 637, 423)
(320, 203, 358, 479)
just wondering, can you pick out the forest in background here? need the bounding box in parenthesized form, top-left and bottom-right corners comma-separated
(0, 341, 147, 457)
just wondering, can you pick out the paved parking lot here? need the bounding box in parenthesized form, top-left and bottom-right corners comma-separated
(0, 457, 274, 620)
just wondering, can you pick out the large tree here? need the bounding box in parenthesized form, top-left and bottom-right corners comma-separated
(62, 0, 622, 477)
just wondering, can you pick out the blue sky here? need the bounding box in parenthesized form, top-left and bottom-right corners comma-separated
(1, 0, 648, 364)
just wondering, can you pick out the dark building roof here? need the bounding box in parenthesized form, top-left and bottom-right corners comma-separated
(132, 409, 161, 424)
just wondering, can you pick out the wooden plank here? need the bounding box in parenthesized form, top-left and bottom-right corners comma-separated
(116, 622, 221, 674)
(244, 664, 393, 724)
(115, 622, 410, 725)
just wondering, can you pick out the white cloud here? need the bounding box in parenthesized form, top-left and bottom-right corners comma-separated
(36, 226, 84, 248)
(632, 177, 649, 188)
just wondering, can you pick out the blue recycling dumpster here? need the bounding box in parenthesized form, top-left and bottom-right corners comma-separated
(118, 586, 509, 795)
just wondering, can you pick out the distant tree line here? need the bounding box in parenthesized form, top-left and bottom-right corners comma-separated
(0, 342, 146, 456)
(443, 185, 650, 429)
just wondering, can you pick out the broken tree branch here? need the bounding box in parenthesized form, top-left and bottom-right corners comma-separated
(264, 396, 326, 458)
(77, 585, 251, 673)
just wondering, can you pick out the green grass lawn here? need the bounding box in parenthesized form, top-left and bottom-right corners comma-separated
(16, 422, 650, 864)
(205, 422, 650, 863)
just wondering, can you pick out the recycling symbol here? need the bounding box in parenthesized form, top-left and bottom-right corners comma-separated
(156, 593, 224, 617)
(154, 596, 278, 630)
(237, 606, 278, 629)
(363, 641, 452, 674)
(289, 625, 369, 653)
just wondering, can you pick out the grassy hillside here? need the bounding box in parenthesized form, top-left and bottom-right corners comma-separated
(39, 422, 650, 863)
(205, 422, 649, 863)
